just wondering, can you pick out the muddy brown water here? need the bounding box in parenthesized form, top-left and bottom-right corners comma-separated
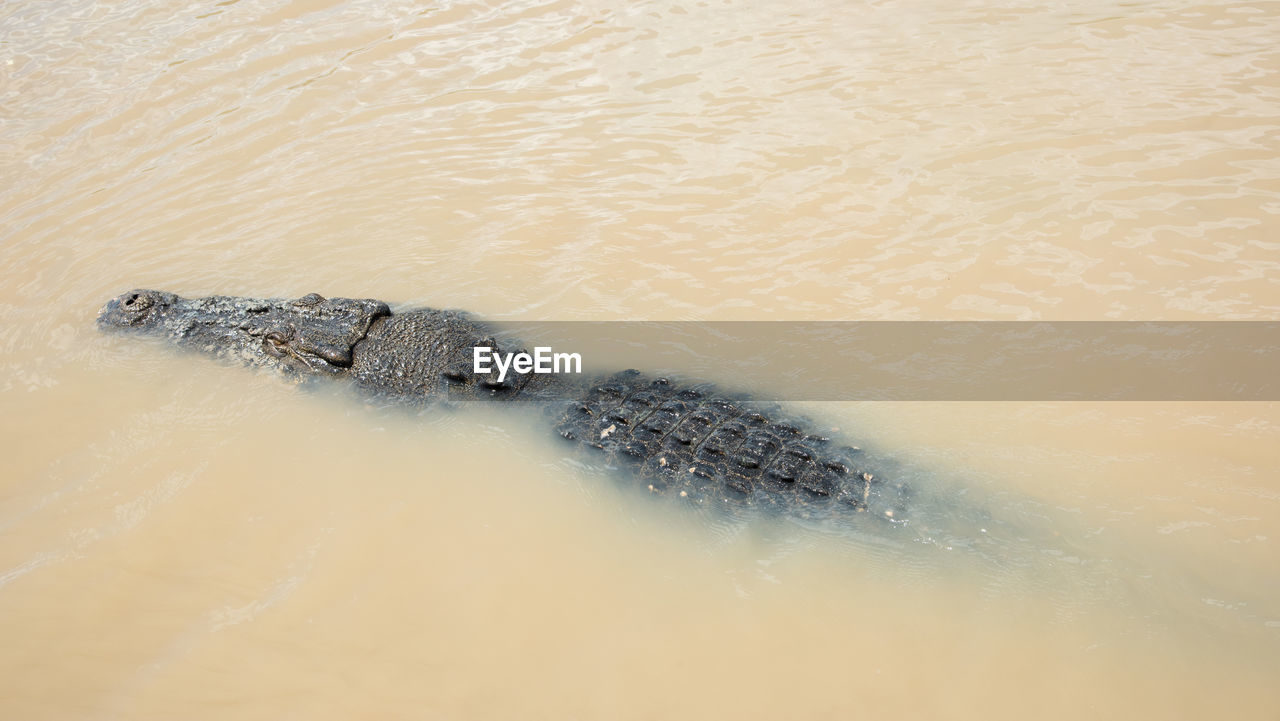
(2, 1, 1278, 718)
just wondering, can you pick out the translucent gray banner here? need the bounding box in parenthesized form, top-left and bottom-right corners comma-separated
(480, 321, 1279, 401)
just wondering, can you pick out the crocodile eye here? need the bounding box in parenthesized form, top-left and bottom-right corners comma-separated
(262, 332, 288, 358)
(293, 293, 325, 307)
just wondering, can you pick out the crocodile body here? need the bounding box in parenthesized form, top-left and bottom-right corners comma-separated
(97, 290, 907, 522)
(553, 370, 893, 518)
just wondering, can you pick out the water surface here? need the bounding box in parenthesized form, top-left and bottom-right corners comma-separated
(2, 0, 1278, 718)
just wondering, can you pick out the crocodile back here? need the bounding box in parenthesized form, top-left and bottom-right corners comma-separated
(555, 370, 908, 521)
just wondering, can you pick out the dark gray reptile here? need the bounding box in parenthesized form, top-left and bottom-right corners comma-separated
(97, 289, 910, 524)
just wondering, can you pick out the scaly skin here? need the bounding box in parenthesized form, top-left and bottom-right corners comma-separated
(553, 370, 907, 519)
(98, 289, 908, 521)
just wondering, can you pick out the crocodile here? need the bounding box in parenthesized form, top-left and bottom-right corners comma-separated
(97, 289, 910, 523)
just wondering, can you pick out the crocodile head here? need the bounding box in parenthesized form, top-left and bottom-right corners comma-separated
(97, 289, 391, 377)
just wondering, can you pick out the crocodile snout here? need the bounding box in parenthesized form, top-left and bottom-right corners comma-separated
(98, 289, 177, 329)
